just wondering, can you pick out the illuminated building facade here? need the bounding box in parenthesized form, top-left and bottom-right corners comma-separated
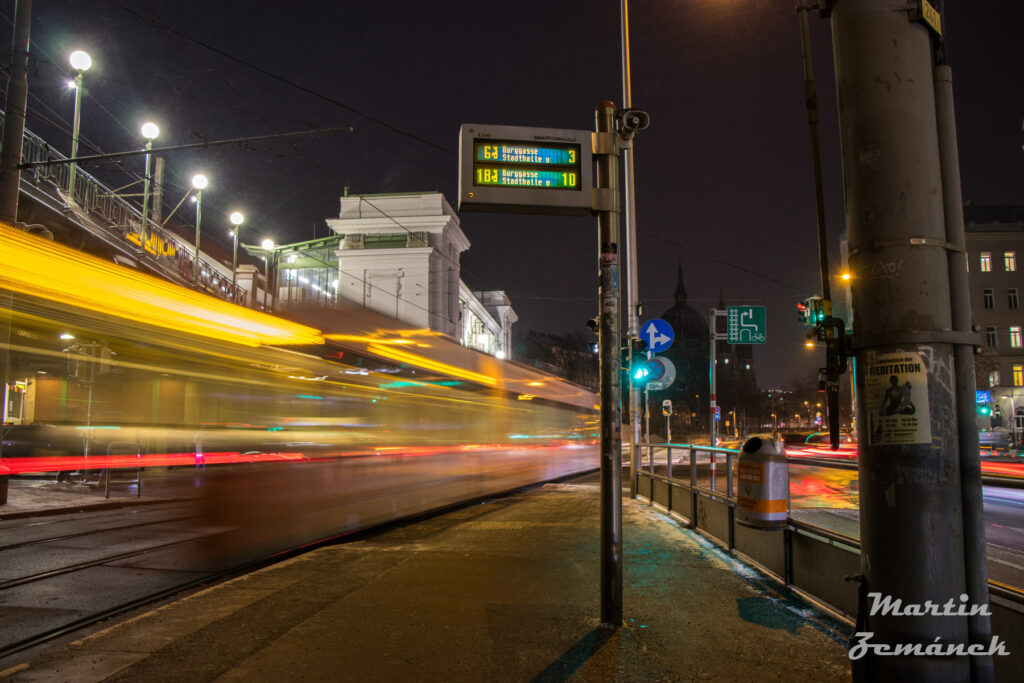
(270, 192, 515, 358)
(964, 205, 1024, 434)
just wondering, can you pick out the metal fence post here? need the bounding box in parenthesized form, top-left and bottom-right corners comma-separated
(726, 451, 734, 499)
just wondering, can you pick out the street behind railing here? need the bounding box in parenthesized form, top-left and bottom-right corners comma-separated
(633, 440, 1023, 682)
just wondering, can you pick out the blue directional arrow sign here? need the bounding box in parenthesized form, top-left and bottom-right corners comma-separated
(640, 318, 674, 354)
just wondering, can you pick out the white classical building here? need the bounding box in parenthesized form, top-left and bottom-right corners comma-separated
(266, 192, 516, 358)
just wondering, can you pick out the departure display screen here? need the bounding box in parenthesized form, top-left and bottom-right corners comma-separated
(472, 140, 581, 191)
(458, 123, 593, 215)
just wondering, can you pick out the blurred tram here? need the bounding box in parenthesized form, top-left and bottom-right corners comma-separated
(0, 221, 598, 548)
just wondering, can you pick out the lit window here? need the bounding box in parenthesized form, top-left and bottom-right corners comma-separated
(1011, 289, 1020, 310)
(1014, 365, 1024, 387)
(986, 326, 997, 348)
(1006, 251, 1017, 272)
(989, 370, 1000, 387)
(980, 252, 992, 272)
(1012, 326, 1022, 348)
(984, 289, 994, 309)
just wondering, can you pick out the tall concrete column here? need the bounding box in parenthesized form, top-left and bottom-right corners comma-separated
(831, 2, 969, 680)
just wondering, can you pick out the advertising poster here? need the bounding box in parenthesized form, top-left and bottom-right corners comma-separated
(865, 351, 932, 446)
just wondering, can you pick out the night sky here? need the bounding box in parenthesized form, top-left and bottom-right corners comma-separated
(7, 1, 1024, 387)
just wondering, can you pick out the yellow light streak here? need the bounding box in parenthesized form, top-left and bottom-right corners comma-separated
(324, 329, 442, 347)
(324, 334, 416, 345)
(366, 343, 497, 386)
(0, 222, 323, 347)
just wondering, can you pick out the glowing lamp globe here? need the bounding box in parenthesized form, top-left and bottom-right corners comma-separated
(69, 50, 92, 72)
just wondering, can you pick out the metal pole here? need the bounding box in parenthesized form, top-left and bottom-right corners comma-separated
(934, 57, 993, 680)
(152, 157, 165, 225)
(263, 258, 269, 310)
(831, 2, 968, 679)
(0, 0, 27, 502)
(595, 101, 622, 627)
(193, 190, 202, 284)
(709, 308, 717, 447)
(795, 0, 832, 312)
(270, 251, 278, 311)
(140, 141, 153, 243)
(644, 386, 650, 448)
(0, 0, 32, 224)
(68, 70, 84, 200)
(232, 230, 239, 297)
(797, 0, 846, 450)
(620, 0, 642, 499)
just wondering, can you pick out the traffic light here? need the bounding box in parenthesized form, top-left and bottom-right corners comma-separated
(632, 361, 651, 385)
(798, 296, 824, 326)
(978, 404, 991, 417)
(619, 337, 651, 387)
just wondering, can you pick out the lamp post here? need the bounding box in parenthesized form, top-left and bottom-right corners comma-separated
(67, 50, 92, 199)
(191, 174, 208, 284)
(139, 122, 159, 244)
(260, 238, 275, 310)
(229, 211, 244, 299)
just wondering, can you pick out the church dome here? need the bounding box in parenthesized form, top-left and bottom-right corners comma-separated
(652, 267, 709, 402)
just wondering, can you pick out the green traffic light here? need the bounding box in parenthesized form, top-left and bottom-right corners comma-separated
(979, 405, 991, 416)
(633, 365, 649, 382)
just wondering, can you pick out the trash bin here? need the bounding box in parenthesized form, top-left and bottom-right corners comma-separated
(735, 435, 788, 528)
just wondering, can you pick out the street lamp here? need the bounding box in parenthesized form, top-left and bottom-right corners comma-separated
(191, 174, 208, 284)
(67, 50, 92, 199)
(139, 122, 159, 244)
(229, 211, 244, 297)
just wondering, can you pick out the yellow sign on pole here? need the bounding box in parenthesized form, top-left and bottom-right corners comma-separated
(920, 0, 942, 35)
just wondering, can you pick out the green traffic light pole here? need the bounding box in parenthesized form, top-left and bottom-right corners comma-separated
(797, 0, 845, 450)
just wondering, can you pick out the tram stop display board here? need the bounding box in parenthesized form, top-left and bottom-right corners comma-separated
(459, 123, 593, 216)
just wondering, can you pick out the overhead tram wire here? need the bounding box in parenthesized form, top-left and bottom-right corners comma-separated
(56, 5, 797, 324)
(105, 0, 455, 157)
(636, 226, 807, 292)
(157, 21, 354, 229)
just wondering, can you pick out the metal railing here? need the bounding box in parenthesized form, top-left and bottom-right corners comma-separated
(633, 440, 1024, 681)
(102, 442, 142, 499)
(3, 111, 246, 303)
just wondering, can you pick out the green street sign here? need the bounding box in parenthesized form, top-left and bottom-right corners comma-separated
(727, 306, 766, 344)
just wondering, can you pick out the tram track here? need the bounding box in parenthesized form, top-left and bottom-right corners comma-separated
(0, 513, 199, 553)
(0, 535, 204, 592)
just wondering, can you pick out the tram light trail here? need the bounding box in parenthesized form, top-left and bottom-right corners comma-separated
(0, 221, 323, 348)
(366, 343, 498, 386)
